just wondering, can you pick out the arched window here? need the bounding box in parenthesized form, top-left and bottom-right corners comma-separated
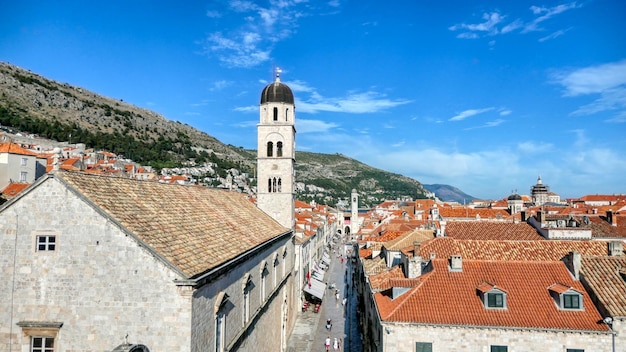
(260, 261, 268, 301)
(272, 178, 277, 193)
(273, 107, 278, 121)
(285, 108, 289, 121)
(242, 274, 252, 325)
(267, 142, 273, 157)
(214, 291, 229, 352)
(268, 178, 272, 192)
(277, 178, 282, 192)
(276, 142, 283, 157)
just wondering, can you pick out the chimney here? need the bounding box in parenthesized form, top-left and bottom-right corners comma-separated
(609, 241, 623, 256)
(449, 255, 462, 272)
(536, 210, 545, 225)
(607, 210, 617, 226)
(440, 221, 447, 237)
(520, 211, 527, 222)
(413, 241, 420, 256)
(567, 251, 582, 280)
(408, 253, 422, 278)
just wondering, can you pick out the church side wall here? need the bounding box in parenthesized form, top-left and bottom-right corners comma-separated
(0, 178, 193, 351)
(191, 235, 296, 352)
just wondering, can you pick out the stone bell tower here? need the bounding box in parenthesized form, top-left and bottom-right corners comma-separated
(256, 68, 295, 229)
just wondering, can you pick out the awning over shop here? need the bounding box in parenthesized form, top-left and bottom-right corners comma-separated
(312, 270, 325, 281)
(303, 278, 326, 299)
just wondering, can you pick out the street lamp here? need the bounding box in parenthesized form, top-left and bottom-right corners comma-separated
(603, 317, 615, 352)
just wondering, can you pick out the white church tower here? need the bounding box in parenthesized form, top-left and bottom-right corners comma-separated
(257, 68, 296, 229)
(350, 188, 359, 235)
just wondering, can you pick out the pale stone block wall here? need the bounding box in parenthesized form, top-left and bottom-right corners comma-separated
(0, 178, 193, 351)
(381, 323, 613, 352)
(190, 236, 295, 352)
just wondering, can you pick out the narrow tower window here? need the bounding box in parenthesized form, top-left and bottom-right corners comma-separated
(267, 142, 273, 157)
(285, 108, 289, 121)
(273, 107, 278, 121)
(272, 178, 277, 193)
(276, 142, 283, 157)
(277, 178, 282, 192)
(268, 179, 272, 192)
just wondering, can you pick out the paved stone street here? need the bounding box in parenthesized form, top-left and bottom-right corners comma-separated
(287, 240, 363, 352)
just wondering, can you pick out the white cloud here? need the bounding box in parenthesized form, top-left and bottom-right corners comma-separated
(538, 28, 571, 42)
(464, 119, 504, 130)
(499, 109, 512, 116)
(553, 59, 626, 122)
(297, 91, 412, 114)
(451, 3, 580, 39)
(449, 107, 495, 121)
(517, 141, 553, 153)
(201, 0, 337, 68)
(296, 119, 339, 133)
(554, 59, 626, 96)
(233, 105, 257, 112)
(449, 12, 504, 35)
(524, 2, 581, 33)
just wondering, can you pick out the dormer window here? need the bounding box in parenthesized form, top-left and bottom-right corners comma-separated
(548, 283, 583, 310)
(477, 282, 507, 309)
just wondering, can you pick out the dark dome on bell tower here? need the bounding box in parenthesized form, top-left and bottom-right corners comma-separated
(260, 70, 294, 105)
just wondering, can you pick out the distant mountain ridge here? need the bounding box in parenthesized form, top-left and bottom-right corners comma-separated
(0, 61, 472, 206)
(423, 184, 476, 204)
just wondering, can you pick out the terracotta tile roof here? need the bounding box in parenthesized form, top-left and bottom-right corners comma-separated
(581, 255, 626, 317)
(438, 207, 510, 220)
(369, 266, 406, 291)
(1, 183, 30, 197)
(384, 229, 434, 251)
(363, 256, 388, 276)
(445, 221, 545, 240)
(55, 171, 289, 278)
(419, 237, 608, 261)
(375, 259, 608, 331)
(574, 215, 626, 238)
(0, 142, 38, 156)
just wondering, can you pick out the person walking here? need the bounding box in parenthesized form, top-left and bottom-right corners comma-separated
(333, 337, 339, 351)
(325, 336, 331, 351)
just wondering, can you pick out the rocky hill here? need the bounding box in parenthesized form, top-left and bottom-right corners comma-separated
(0, 62, 429, 206)
(423, 184, 477, 203)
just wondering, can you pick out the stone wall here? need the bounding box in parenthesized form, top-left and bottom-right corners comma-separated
(381, 323, 613, 352)
(0, 177, 193, 351)
(190, 235, 295, 352)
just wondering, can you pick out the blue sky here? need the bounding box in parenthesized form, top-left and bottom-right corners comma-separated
(1, 0, 625, 200)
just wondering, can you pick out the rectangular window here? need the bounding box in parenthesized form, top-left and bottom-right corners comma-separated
(491, 346, 508, 352)
(415, 342, 432, 352)
(564, 294, 580, 309)
(37, 235, 56, 251)
(20, 171, 28, 182)
(32, 337, 54, 352)
(488, 292, 504, 308)
(21, 157, 28, 166)
(566, 349, 584, 352)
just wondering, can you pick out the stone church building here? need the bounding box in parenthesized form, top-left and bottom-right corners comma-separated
(0, 73, 298, 351)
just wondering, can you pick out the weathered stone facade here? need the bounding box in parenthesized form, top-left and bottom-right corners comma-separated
(380, 323, 613, 352)
(0, 173, 296, 352)
(1, 178, 193, 351)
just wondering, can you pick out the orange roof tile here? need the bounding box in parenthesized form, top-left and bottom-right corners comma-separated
(419, 237, 608, 261)
(376, 259, 608, 331)
(445, 221, 544, 240)
(0, 142, 38, 156)
(1, 183, 30, 197)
